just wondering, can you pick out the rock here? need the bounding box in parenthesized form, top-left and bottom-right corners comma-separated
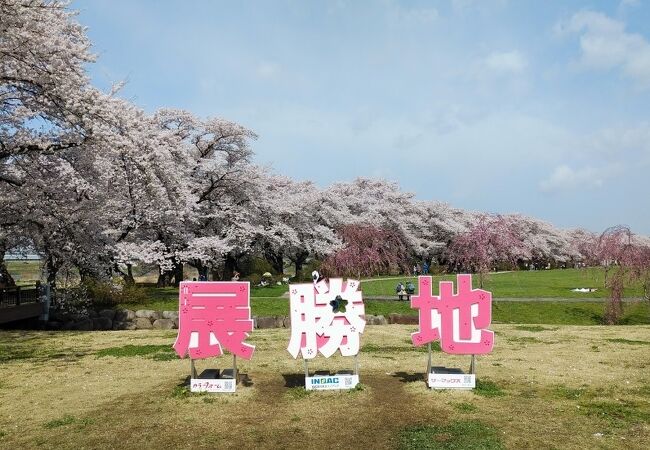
(114, 309, 136, 321)
(162, 311, 178, 320)
(112, 321, 137, 330)
(88, 309, 99, 318)
(135, 309, 161, 320)
(152, 318, 175, 329)
(46, 321, 63, 330)
(256, 316, 278, 329)
(72, 318, 94, 331)
(92, 317, 113, 331)
(283, 316, 291, 328)
(99, 309, 116, 320)
(134, 317, 153, 329)
(387, 313, 419, 325)
(49, 311, 67, 322)
(365, 314, 387, 325)
(275, 316, 285, 328)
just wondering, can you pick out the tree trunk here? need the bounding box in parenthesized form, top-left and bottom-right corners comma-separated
(172, 261, 184, 286)
(46, 254, 58, 291)
(0, 242, 16, 287)
(223, 253, 237, 281)
(189, 260, 209, 281)
(126, 263, 135, 285)
(264, 246, 284, 274)
(292, 250, 309, 281)
(114, 263, 135, 285)
(157, 266, 172, 287)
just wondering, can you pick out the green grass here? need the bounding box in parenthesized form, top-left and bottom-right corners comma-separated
(514, 325, 558, 332)
(4, 260, 42, 285)
(96, 344, 175, 360)
(579, 400, 650, 428)
(397, 420, 504, 450)
(453, 402, 478, 413)
(474, 379, 506, 398)
(492, 300, 650, 325)
(43, 415, 94, 429)
(552, 385, 591, 400)
(121, 297, 650, 326)
(360, 268, 644, 298)
(605, 338, 650, 346)
(9, 262, 649, 326)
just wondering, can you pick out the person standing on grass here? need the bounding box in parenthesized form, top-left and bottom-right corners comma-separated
(413, 264, 420, 276)
(423, 261, 429, 275)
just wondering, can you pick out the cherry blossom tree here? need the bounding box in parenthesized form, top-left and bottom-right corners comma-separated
(0, 0, 120, 185)
(447, 214, 525, 288)
(321, 224, 409, 278)
(593, 226, 650, 324)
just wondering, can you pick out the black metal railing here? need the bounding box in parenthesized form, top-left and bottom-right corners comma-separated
(0, 285, 41, 308)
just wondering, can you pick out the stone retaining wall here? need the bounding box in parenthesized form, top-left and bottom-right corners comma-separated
(46, 310, 416, 331)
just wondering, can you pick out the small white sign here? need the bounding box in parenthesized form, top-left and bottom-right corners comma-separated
(428, 373, 475, 389)
(305, 374, 359, 391)
(190, 378, 236, 393)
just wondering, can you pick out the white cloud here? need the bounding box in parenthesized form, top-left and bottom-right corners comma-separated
(386, 1, 438, 25)
(483, 50, 528, 74)
(619, 0, 640, 9)
(256, 61, 280, 78)
(451, 0, 508, 14)
(558, 11, 650, 87)
(539, 164, 612, 192)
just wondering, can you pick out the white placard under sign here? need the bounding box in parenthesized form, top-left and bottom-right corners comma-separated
(190, 378, 236, 393)
(428, 373, 475, 389)
(306, 375, 359, 391)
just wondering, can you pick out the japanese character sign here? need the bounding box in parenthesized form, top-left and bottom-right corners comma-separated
(287, 278, 365, 359)
(411, 275, 494, 354)
(173, 281, 255, 360)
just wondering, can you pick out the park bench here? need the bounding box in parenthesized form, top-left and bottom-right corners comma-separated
(395, 282, 416, 301)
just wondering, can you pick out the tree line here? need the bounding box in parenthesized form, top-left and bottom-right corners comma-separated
(1, 0, 649, 317)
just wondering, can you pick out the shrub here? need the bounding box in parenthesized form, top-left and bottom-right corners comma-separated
(82, 279, 149, 307)
(51, 285, 92, 317)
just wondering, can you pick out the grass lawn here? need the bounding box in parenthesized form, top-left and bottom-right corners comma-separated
(1, 325, 649, 449)
(360, 268, 645, 298)
(120, 296, 650, 326)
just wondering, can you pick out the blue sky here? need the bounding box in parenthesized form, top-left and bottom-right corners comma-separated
(75, 0, 650, 234)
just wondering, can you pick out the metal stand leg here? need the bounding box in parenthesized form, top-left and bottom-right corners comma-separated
(190, 358, 197, 379)
(233, 354, 238, 384)
(354, 354, 359, 376)
(469, 354, 476, 375)
(426, 343, 432, 377)
(303, 358, 309, 378)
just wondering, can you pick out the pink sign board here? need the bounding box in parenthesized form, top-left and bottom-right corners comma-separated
(173, 281, 255, 360)
(411, 275, 494, 355)
(287, 278, 365, 359)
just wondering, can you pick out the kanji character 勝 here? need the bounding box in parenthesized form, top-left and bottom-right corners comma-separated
(287, 278, 365, 359)
(411, 275, 494, 354)
(173, 281, 255, 360)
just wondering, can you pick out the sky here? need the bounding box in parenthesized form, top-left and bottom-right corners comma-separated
(75, 0, 650, 234)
